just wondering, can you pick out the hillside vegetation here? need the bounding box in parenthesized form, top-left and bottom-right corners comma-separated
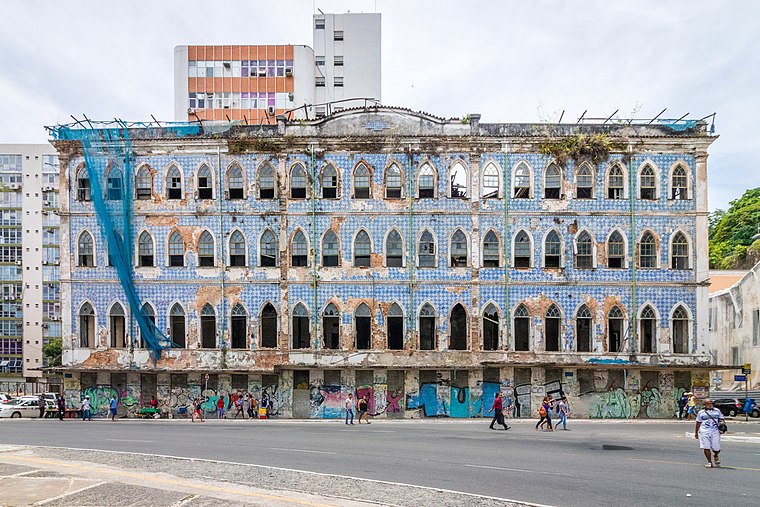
(709, 188, 760, 269)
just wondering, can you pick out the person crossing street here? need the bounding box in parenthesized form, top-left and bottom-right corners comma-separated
(488, 392, 510, 430)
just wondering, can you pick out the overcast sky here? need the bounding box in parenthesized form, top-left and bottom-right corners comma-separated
(1, 0, 757, 210)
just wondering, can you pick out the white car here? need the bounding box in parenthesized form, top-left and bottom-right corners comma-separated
(0, 398, 41, 418)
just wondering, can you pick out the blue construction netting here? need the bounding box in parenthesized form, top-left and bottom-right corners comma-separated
(48, 120, 206, 357)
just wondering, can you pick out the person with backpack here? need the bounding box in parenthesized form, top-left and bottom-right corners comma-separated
(678, 392, 688, 419)
(488, 392, 510, 430)
(191, 397, 204, 423)
(109, 395, 118, 421)
(695, 398, 725, 468)
(535, 395, 554, 431)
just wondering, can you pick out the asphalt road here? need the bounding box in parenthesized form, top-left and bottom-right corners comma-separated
(1, 418, 759, 506)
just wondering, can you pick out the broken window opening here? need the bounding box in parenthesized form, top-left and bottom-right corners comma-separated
(167, 165, 182, 199)
(170, 303, 186, 348)
(483, 230, 500, 268)
(576, 305, 592, 352)
(322, 303, 340, 349)
(450, 229, 468, 267)
(200, 304, 216, 348)
(230, 304, 247, 349)
(227, 164, 244, 200)
(514, 304, 530, 351)
(355, 303, 372, 350)
(77, 168, 91, 202)
(79, 302, 94, 347)
(608, 306, 623, 353)
(139, 304, 155, 348)
(450, 303, 468, 350)
(640, 305, 656, 353)
(514, 230, 531, 268)
(197, 165, 213, 199)
(513, 163, 530, 198)
(672, 305, 689, 354)
(544, 163, 561, 199)
(387, 303, 404, 350)
(321, 165, 338, 199)
(545, 304, 561, 351)
(260, 303, 278, 348)
(109, 303, 126, 348)
(483, 304, 499, 351)
(419, 304, 436, 350)
(260, 229, 277, 267)
(450, 161, 467, 198)
(292, 303, 310, 349)
(290, 164, 307, 199)
(418, 163, 435, 198)
(482, 163, 499, 198)
(136, 166, 152, 200)
(418, 230, 436, 268)
(671, 165, 688, 200)
(607, 165, 624, 199)
(107, 167, 123, 201)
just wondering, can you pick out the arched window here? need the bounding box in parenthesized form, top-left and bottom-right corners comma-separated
(544, 230, 561, 268)
(482, 162, 499, 198)
(139, 303, 155, 348)
(385, 229, 403, 267)
(227, 164, 244, 199)
(513, 163, 531, 198)
(229, 230, 246, 266)
(671, 232, 689, 270)
(355, 303, 372, 349)
(576, 305, 592, 352)
(170, 303, 186, 348)
(640, 305, 656, 353)
(354, 230, 371, 267)
(322, 230, 340, 266)
(166, 165, 182, 199)
(419, 303, 436, 350)
(576, 163, 594, 199)
(387, 303, 404, 350)
(321, 164, 338, 198)
(197, 165, 213, 199)
(575, 231, 594, 269)
(672, 305, 689, 354)
(323, 303, 340, 349)
(450, 303, 468, 350)
(258, 162, 276, 199)
(200, 303, 216, 348)
(138, 231, 154, 267)
(449, 161, 467, 198)
(78, 231, 94, 267)
(639, 164, 656, 200)
(607, 165, 624, 199)
(108, 232, 123, 267)
(290, 164, 307, 199)
(514, 304, 530, 351)
(385, 163, 402, 198)
(354, 163, 371, 199)
(230, 304, 247, 349)
(450, 229, 468, 267)
(544, 163, 561, 199)
(483, 303, 499, 351)
(168, 231, 184, 267)
(77, 167, 91, 202)
(639, 231, 657, 269)
(198, 231, 215, 267)
(79, 302, 95, 347)
(107, 167, 123, 201)
(514, 230, 531, 268)
(260, 303, 278, 348)
(608, 306, 624, 353)
(418, 163, 435, 198)
(291, 230, 307, 267)
(608, 231, 625, 268)
(671, 165, 688, 200)
(545, 304, 561, 351)
(135, 166, 152, 200)
(483, 230, 500, 268)
(418, 230, 436, 268)
(292, 303, 310, 349)
(260, 229, 277, 267)
(109, 303, 126, 348)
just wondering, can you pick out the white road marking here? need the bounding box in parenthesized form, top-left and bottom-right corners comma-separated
(270, 447, 337, 455)
(106, 439, 156, 443)
(464, 463, 576, 477)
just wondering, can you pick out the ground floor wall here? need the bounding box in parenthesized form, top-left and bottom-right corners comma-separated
(61, 367, 711, 419)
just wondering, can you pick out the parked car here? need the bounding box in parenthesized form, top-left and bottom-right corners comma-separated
(712, 398, 751, 417)
(0, 398, 40, 418)
(0, 394, 13, 404)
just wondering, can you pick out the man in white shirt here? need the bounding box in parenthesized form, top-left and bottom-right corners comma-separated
(345, 393, 355, 425)
(695, 398, 725, 468)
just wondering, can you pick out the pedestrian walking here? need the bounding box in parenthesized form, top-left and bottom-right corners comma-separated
(261, 394, 271, 418)
(216, 396, 225, 419)
(535, 395, 554, 431)
(345, 393, 355, 425)
(242, 394, 250, 419)
(81, 396, 92, 421)
(488, 392, 510, 430)
(109, 395, 118, 421)
(56, 395, 65, 421)
(234, 393, 244, 419)
(192, 397, 204, 422)
(695, 398, 725, 468)
(249, 396, 258, 419)
(557, 396, 569, 430)
(357, 395, 371, 424)
(678, 392, 688, 419)
(686, 392, 697, 420)
(38, 394, 46, 419)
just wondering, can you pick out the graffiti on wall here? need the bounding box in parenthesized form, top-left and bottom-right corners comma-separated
(406, 382, 447, 417)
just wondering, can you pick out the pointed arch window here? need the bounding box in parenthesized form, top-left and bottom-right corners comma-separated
(167, 165, 182, 199)
(354, 230, 371, 267)
(354, 163, 371, 199)
(640, 305, 656, 353)
(639, 232, 657, 269)
(138, 231, 154, 267)
(671, 232, 689, 270)
(672, 305, 689, 354)
(450, 229, 468, 267)
(608, 231, 625, 268)
(544, 163, 561, 199)
(671, 165, 688, 200)
(608, 306, 624, 353)
(107, 167, 123, 201)
(260, 303, 278, 348)
(200, 303, 216, 348)
(513, 163, 531, 198)
(450, 161, 467, 198)
(292, 303, 310, 349)
(576, 163, 593, 199)
(418, 230, 436, 268)
(197, 165, 213, 199)
(198, 231, 215, 267)
(355, 303, 372, 349)
(168, 231, 184, 267)
(230, 304, 247, 349)
(514, 230, 531, 268)
(385, 230, 403, 267)
(79, 302, 95, 347)
(482, 163, 499, 198)
(260, 229, 277, 267)
(576, 305, 592, 352)
(418, 163, 435, 198)
(109, 303, 126, 348)
(419, 303, 436, 350)
(290, 164, 307, 199)
(258, 163, 276, 199)
(229, 230, 246, 266)
(545, 304, 561, 351)
(544, 230, 561, 268)
(483, 303, 499, 351)
(575, 231, 593, 269)
(483, 230, 500, 268)
(227, 164, 244, 199)
(514, 304, 530, 351)
(169, 303, 186, 348)
(321, 165, 338, 198)
(323, 303, 340, 349)
(108, 232, 123, 267)
(385, 163, 402, 198)
(322, 230, 340, 266)
(139, 303, 155, 348)
(135, 166, 152, 200)
(77, 167, 91, 202)
(387, 303, 404, 350)
(608, 165, 624, 199)
(291, 230, 307, 267)
(639, 165, 656, 200)
(78, 231, 94, 267)
(450, 303, 468, 350)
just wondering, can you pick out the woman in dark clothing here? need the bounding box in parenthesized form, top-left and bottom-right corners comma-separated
(535, 395, 554, 431)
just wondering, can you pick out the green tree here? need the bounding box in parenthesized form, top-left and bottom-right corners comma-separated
(43, 338, 62, 368)
(709, 187, 760, 269)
